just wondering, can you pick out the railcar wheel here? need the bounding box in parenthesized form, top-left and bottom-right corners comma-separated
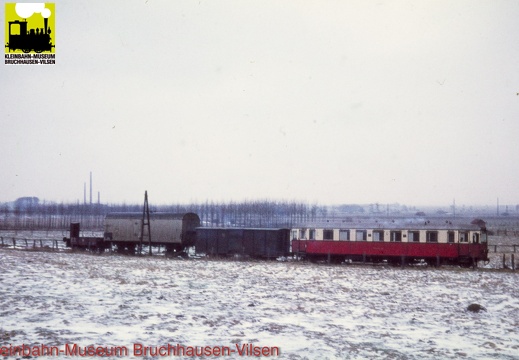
(22, 48, 31, 53)
(165, 244, 184, 256)
(116, 243, 136, 255)
(127, 244, 136, 255)
(459, 259, 474, 268)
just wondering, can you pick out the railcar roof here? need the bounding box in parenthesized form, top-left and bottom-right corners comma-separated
(105, 212, 197, 220)
(294, 217, 483, 231)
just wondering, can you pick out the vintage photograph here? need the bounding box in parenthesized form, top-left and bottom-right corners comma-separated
(2, 1, 519, 359)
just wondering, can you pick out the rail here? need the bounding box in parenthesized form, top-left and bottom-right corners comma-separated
(2, 236, 519, 253)
(1, 236, 518, 270)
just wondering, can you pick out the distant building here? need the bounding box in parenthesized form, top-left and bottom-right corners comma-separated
(14, 197, 40, 211)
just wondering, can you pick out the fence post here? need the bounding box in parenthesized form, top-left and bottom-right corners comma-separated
(512, 254, 515, 271)
(12, 238, 16, 248)
(503, 254, 506, 269)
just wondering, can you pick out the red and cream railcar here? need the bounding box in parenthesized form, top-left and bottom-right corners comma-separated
(291, 219, 489, 267)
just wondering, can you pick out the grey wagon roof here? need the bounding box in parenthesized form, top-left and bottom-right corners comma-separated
(105, 212, 197, 220)
(294, 218, 483, 231)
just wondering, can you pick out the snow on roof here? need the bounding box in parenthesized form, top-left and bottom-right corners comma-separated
(294, 217, 483, 230)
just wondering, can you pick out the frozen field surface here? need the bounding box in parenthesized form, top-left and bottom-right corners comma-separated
(0, 248, 518, 359)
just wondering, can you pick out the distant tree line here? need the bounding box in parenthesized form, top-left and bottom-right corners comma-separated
(158, 200, 323, 228)
(3, 197, 511, 232)
(0, 198, 327, 231)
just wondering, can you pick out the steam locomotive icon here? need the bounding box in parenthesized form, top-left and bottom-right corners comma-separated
(5, 18, 54, 53)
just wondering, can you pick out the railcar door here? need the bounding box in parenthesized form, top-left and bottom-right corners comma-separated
(457, 231, 471, 258)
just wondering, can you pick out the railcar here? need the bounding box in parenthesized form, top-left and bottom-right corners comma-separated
(291, 219, 489, 267)
(196, 227, 290, 258)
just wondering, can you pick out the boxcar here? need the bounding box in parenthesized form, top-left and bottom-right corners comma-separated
(104, 212, 200, 253)
(196, 227, 290, 258)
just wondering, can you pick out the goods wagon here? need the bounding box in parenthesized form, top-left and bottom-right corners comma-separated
(103, 212, 200, 253)
(196, 227, 290, 258)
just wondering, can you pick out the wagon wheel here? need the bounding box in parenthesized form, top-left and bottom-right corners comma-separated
(22, 48, 31, 53)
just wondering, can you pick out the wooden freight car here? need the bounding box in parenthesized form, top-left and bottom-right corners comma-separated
(196, 227, 290, 258)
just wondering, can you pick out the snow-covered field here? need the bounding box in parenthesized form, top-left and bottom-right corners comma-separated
(1, 248, 518, 360)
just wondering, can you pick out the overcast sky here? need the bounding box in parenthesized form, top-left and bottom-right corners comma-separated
(1, 0, 518, 206)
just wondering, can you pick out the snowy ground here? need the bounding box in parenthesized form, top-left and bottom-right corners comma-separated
(1, 248, 518, 360)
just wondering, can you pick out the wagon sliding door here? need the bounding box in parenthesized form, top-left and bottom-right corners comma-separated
(252, 230, 267, 257)
(243, 230, 255, 256)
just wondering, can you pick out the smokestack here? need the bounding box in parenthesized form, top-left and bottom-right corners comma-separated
(44, 17, 48, 34)
(453, 198, 456, 219)
(90, 172, 92, 205)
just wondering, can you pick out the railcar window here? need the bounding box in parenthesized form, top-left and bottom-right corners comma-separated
(291, 230, 298, 240)
(356, 230, 367, 241)
(409, 231, 420, 242)
(323, 230, 334, 240)
(390, 231, 402, 242)
(373, 230, 384, 242)
(448, 231, 455, 243)
(300, 229, 307, 240)
(309, 229, 315, 240)
(459, 232, 468, 243)
(473, 233, 480, 243)
(426, 231, 438, 243)
(339, 230, 350, 241)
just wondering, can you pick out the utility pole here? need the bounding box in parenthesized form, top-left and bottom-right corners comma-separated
(140, 191, 152, 255)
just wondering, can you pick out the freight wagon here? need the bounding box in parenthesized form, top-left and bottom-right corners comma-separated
(195, 227, 290, 258)
(104, 212, 200, 253)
